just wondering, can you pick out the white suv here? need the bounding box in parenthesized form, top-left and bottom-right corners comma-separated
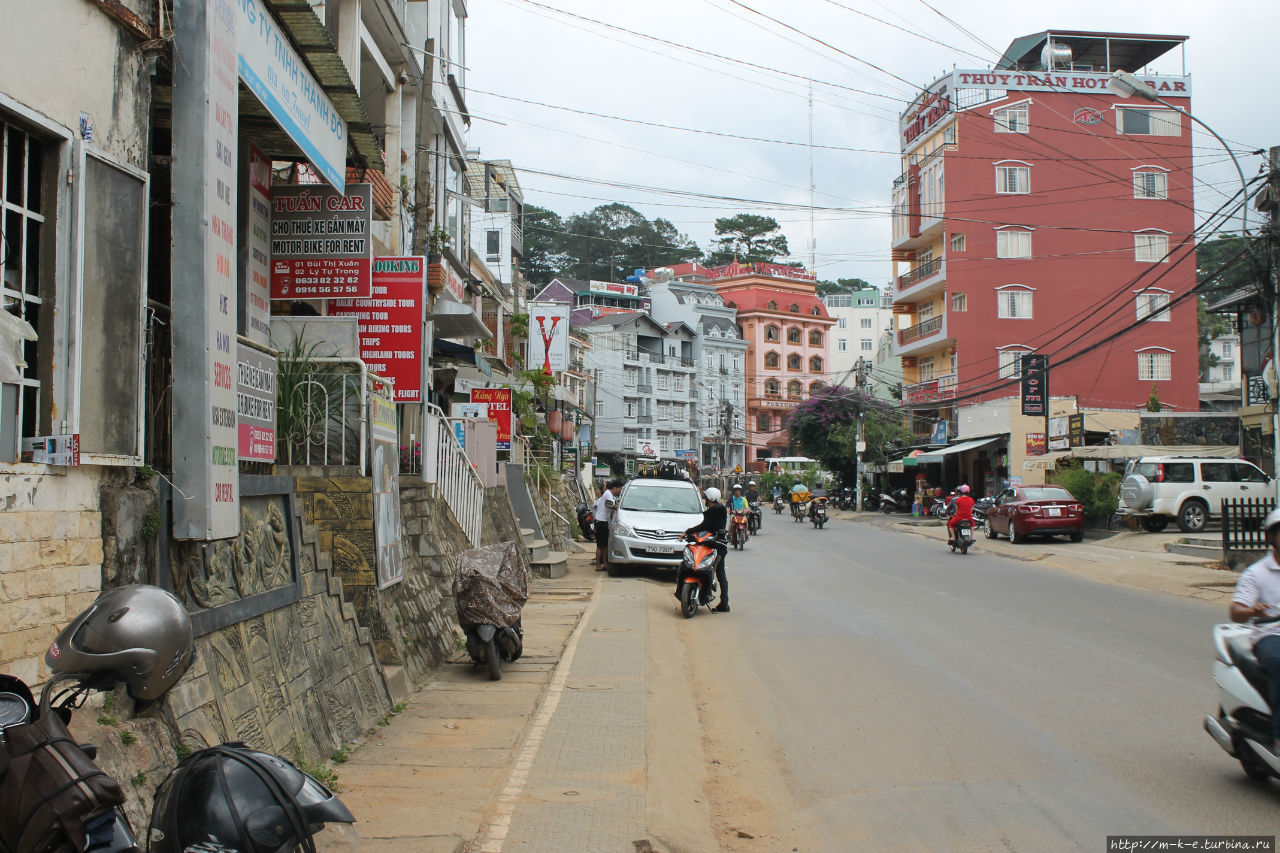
(1118, 457, 1272, 533)
(606, 477, 707, 575)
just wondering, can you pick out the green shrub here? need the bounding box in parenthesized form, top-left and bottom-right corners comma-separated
(1048, 465, 1120, 520)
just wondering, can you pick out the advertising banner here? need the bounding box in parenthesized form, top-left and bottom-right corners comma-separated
(270, 184, 373, 299)
(470, 387, 513, 450)
(236, 0, 346, 192)
(236, 344, 276, 462)
(1069, 413, 1085, 448)
(1026, 433, 1047, 456)
(527, 301, 571, 373)
(636, 438, 659, 459)
(172, 0, 240, 539)
(953, 69, 1191, 97)
(22, 435, 80, 466)
(370, 380, 403, 589)
(930, 420, 948, 446)
(241, 145, 273, 345)
(1020, 354, 1049, 417)
(1048, 415, 1069, 451)
(588, 280, 638, 297)
(329, 257, 426, 402)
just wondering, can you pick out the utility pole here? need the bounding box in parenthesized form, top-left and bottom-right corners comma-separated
(1265, 146, 1280, 498)
(854, 358, 870, 512)
(722, 400, 733, 473)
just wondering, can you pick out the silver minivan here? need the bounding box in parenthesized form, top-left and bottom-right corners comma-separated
(607, 477, 706, 575)
(1118, 456, 1272, 532)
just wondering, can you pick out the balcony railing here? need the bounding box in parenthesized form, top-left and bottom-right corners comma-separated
(424, 403, 484, 547)
(511, 217, 523, 255)
(903, 374, 957, 405)
(637, 383, 653, 394)
(898, 315, 943, 346)
(279, 357, 387, 474)
(897, 258, 942, 290)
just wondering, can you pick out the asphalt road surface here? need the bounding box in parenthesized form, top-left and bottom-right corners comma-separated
(681, 511, 1280, 850)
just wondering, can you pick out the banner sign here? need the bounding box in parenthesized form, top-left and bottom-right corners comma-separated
(370, 380, 403, 589)
(1026, 433, 1047, 456)
(953, 69, 1190, 97)
(636, 439, 659, 459)
(236, 343, 276, 462)
(269, 183, 372, 299)
(1069, 413, 1085, 448)
(329, 257, 426, 402)
(930, 420, 948, 446)
(1048, 415, 1069, 451)
(528, 301, 570, 373)
(22, 435, 80, 466)
(588, 280, 638, 298)
(241, 145, 272, 345)
(236, 0, 346, 192)
(1020, 354, 1049, 417)
(470, 387, 512, 450)
(172, 0, 240, 539)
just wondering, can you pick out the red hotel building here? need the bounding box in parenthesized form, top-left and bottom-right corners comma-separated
(891, 31, 1199, 427)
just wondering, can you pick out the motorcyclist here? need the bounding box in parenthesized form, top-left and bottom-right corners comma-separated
(728, 483, 749, 513)
(745, 481, 760, 504)
(771, 483, 783, 501)
(947, 484, 976, 544)
(680, 486, 730, 613)
(1230, 507, 1280, 753)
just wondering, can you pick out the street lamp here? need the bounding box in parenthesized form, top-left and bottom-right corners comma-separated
(1107, 70, 1277, 496)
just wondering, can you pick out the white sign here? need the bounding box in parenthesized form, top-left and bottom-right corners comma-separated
(242, 145, 272, 345)
(236, 0, 347, 192)
(588, 280, 639, 298)
(952, 69, 1191, 97)
(636, 439, 659, 459)
(370, 382, 403, 589)
(528, 301, 571, 373)
(453, 402, 488, 420)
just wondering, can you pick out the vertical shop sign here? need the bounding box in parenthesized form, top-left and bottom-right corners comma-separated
(236, 343, 276, 462)
(370, 382, 404, 588)
(527, 301, 570, 373)
(240, 144, 272, 345)
(469, 388, 512, 450)
(172, 0, 240, 539)
(269, 184, 373, 299)
(329, 257, 426, 402)
(1020, 354, 1049, 417)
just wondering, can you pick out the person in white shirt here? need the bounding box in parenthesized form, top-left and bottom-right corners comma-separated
(593, 480, 623, 571)
(1231, 507, 1280, 752)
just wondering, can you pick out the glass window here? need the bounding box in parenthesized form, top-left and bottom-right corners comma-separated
(485, 229, 500, 259)
(838, 339, 847, 352)
(952, 293, 967, 312)
(860, 318, 872, 329)
(860, 339, 873, 351)
(998, 349, 1032, 379)
(1135, 233, 1169, 262)
(1136, 292, 1171, 322)
(1222, 341, 1234, 358)
(994, 103, 1029, 133)
(1200, 462, 1236, 483)
(764, 351, 780, 368)
(809, 356, 822, 371)
(787, 381, 803, 398)
(787, 353, 802, 370)
(997, 287, 1032, 319)
(995, 165, 1030, 194)
(996, 229, 1032, 258)
(950, 232, 965, 252)
(837, 317, 846, 329)
(787, 327, 801, 344)
(767, 300, 777, 310)
(764, 325, 779, 341)
(1133, 171, 1168, 199)
(757, 413, 771, 431)
(1118, 108, 1180, 136)
(809, 330, 822, 346)
(619, 482, 704, 513)
(1236, 462, 1269, 483)
(1138, 351, 1172, 381)
(765, 379, 780, 396)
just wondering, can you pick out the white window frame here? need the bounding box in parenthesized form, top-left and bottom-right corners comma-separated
(860, 339, 873, 351)
(1115, 106, 1181, 137)
(995, 285, 1034, 319)
(1135, 289, 1172, 322)
(951, 293, 967, 312)
(837, 317, 846, 329)
(1137, 349, 1173, 381)
(995, 227, 1032, 259)
(1135, 231, 1170, 263)
(950, 232, 966, 252)
(992, 100, 1030, 134)
(860, 317, 872, 329)
(997, 347, 1033, 379)
(657, 401, 669, 421)
(994, 161, 1031, 194)
(1132, 167, 1169, 200)
(838, 339, 848, 352)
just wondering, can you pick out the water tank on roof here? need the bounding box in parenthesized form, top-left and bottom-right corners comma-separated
(1041, 43, 1072, 70)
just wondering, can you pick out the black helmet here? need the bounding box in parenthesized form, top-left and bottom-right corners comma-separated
(148, 744, 357, 853)
(46, 584, 195, 701)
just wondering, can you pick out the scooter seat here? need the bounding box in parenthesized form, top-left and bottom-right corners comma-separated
(1228, 637, 1273, 698)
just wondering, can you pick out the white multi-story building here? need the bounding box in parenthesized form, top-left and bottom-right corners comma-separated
(1201, 332, 1243, 411)
(645, 268, 749, 470)
(824, 287, 893, 388)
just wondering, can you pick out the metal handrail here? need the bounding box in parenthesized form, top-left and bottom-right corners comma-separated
(424, 402, 484, 546)
(281, 357, 389, 474)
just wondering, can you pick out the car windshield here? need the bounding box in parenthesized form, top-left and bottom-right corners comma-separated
(619, 483, 704, 514)
(1020, 487, 1073, 502)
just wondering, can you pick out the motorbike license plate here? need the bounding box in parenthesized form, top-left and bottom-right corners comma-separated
(1047, 507, 1061, 517)
(646, 542, 676, 553)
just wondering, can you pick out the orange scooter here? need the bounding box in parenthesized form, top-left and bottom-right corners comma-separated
(675, 531, 722, 619)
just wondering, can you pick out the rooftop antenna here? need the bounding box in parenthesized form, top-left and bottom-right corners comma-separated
(807, 78, 816, 274)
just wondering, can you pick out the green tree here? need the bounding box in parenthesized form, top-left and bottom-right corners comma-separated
(1145, 384, 1162, 412)
(705, 214, 790, 266)
(562, 203, 701, 282)
(816, 278, 874, 297)
(1197, 234, 1268, 297)
(786, 386, 912, 483)
(520, 205, 572, 285)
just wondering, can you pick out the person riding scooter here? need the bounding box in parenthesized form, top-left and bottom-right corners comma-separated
(947, 484, 975, 545)
(1230, 507, 1280, 754)
(678, 487, 730, 613)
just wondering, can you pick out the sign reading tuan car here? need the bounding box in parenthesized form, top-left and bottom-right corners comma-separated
(269, 184, 373, 299)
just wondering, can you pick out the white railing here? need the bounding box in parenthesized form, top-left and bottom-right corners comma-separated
(424, 403, 484, 546)
(279, 357, 391, 474)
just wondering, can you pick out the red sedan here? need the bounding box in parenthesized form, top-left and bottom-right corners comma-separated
(984, 485, 1085, 543)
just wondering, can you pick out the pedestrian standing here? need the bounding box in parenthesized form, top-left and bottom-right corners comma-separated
(593, 480, 623, 571)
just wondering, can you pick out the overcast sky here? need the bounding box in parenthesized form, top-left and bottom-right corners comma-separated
(465, 0, 1278, 287)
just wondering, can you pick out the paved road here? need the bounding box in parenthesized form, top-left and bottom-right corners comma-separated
(694, 512, 1280, 850)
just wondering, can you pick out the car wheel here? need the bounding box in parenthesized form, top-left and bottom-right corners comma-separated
(1176, 500, 1208, 533)
(1141, 516, 1170, 533)
(984, 518, 998, 539)
(1069, 529, 1084, 543)
(1010, 522, 1024, 544)
(606, 560, 624, 577)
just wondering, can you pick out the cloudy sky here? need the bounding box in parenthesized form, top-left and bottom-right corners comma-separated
(465, 0, 1277, 286)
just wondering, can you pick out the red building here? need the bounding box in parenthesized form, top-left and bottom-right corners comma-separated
(891, 31, 1199, 426)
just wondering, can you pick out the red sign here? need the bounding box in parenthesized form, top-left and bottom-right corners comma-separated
(1026, 433, 1047, 456)
(329, 257, 426, 402)
(470, 388, 512, 450)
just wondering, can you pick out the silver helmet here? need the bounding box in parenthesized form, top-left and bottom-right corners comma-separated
(47, 584, 195, 701)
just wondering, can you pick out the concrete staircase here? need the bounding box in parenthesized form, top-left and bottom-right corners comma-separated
(523, 525, 568, 578)
(1166, 533, 1261, 568)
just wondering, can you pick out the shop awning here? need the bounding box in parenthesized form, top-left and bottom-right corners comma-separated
(915, 436, 1003, 463)
(427, 300, 491, 339)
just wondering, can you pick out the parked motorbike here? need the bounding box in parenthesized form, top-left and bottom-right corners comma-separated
(729, 510, 750, 550)
(676, 532, 723, 619)
(861, 492, 881, 512)
(947, 519, 974, 554)
(748, 501, 762, 534)
(971, 496, 995, 524)
(835, 488, 853, 511)
(809, 497, 829, 529)
(773, 495, 786, 514)
(575, 502, 595, 542)
(1204, 617, 1280, 781)
(879, 488, 912, 514)
(454, 543, 527, 681)
(929, 495, 953, 518)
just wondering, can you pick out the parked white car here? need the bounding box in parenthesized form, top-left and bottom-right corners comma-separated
(1118, 456, 1272, 533)
(606, 477, 706, 575)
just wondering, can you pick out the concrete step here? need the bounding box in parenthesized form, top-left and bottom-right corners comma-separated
(381, 664, 411, 705)
(531, 551, 569, 579)
(528, 538, 550, 563)
(519, 527, 537, 545)
(1165, 540, 1220, 559)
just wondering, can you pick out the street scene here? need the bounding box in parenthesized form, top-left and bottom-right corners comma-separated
(3, 0, 1280, 851)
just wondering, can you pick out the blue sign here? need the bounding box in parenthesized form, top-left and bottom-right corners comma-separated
(453, 421, 466, 449)
(930, 420, 947, 446)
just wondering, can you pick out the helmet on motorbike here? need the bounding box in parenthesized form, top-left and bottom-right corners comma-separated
(46, 584, 195, 701)
(959, 484, 970, 494)
(148, 744, 357, 853)
(1265, 508, 1280, 538)
(748, 480, 756, 486)
(704, 487, 721, 502)
(732, 483, 743, 491)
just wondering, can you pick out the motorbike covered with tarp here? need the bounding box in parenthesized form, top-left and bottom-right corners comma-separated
(453, 542, 527, 680)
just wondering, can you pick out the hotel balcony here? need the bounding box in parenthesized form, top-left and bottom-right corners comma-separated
(902, 374, 957, 406)
(893, 313, 952, 358)
(894, 257, 946, 302)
